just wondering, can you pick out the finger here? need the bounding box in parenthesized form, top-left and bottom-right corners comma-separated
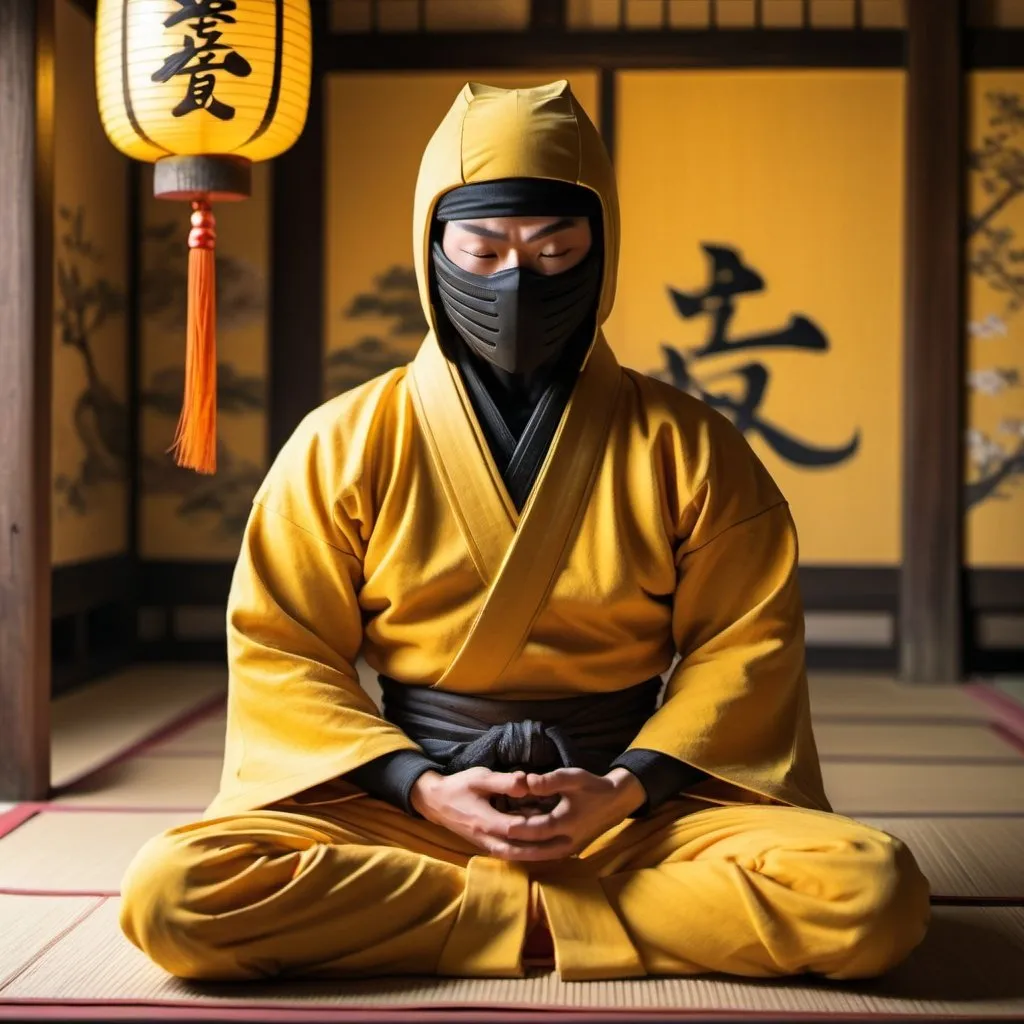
(474, 770, 531, 799)
(517, 800, 559, 817)
(526, 769, 587, 796)
(505, 819, 572, 844)
(471, 803, 529, 839)
(480, 835, 576, 863)
(504, 803, 575, 842)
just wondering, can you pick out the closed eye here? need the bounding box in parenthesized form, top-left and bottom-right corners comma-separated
(462, 250, 497, 259)
(540, 250, 572, 259)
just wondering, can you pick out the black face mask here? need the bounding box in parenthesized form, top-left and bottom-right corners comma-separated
(431, 240, 601, 377)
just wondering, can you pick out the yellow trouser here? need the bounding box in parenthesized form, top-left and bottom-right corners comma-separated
(119, 791, 930, 982)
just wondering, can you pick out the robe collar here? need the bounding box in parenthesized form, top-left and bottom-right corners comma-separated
(453, 332, 587, 513)
(409, 332, 621, 690)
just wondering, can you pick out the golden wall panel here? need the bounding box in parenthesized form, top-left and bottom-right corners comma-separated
(51, 0, 129, 567)
(613, 70, 906, 564)
(858, 0, 903, 27)
(966, 73, 1024, 567)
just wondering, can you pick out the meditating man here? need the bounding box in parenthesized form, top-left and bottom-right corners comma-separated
(121, 80, 930, 982)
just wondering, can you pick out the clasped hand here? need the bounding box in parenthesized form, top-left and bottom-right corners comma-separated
(410, 765, 646, 862)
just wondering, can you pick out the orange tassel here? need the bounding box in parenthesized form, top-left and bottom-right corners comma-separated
(171, 200, 217, 474)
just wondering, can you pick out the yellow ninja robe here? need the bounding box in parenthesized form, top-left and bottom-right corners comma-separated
(209, 78, 829, 819)
(120, 80, 930, 984)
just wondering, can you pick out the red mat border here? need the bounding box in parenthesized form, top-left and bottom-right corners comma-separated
(0, 805, 41, 842)
(968, 684, 1024, 742)
(0, 1007, 954, 1023)
(0, 804, 208, 835)
(52, 694, 227, 793)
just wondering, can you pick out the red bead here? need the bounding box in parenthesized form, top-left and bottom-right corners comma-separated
(188, 200, 216, 249)
(188, 227, 216, 249)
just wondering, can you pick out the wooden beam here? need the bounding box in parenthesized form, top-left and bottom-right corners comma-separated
(321, 30, 903, 71)
(900, 0, 965, 683)
(599, 69, 617, 167)
(52, 556, 133, 619)
(268, 1, 328, 458)
(806, 647, 898, 673)
(799, 566, 899, 613)
(0, 0, 54, 801)
(967, 28, 1024, 68)
(140, 561, 234, 606)
(968, 569, 1024, 613)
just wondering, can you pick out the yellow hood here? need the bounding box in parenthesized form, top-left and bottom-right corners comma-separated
(413, 79, 619, 338)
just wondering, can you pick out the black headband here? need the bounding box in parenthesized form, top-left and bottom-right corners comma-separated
(434, 178, 601, 222)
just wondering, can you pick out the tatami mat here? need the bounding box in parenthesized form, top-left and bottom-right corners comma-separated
(860, 816, 1024, 900)
(52, 756, 221, 810)
(0, 810, 196, 894)
(807, 675, 991, 721)
(0, 894, 101, 990)
(357, 660, 383, 709)
(814, 721, 1023, 760)
(2, 669, 1021, 1020)
(994, 678, 1024, 704)
(4, 898, 1024, 1019)
(147, 711, 227, 755)
(823, 761, 1024, 815)
(52, 665, 227, 788)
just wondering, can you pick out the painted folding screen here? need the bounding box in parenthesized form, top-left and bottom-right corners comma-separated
(51, 0, 130, 567)
(966, 72, 1024, 568)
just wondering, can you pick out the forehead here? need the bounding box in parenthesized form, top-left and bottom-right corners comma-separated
(447, 215, 584, 233)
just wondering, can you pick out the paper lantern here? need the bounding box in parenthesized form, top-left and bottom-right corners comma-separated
(95, 0, 312, 473)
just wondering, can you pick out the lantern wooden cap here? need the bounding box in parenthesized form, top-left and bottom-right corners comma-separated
(154, 155, 252, 203)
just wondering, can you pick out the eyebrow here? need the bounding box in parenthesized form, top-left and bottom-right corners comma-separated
(456, 218, 579, 243)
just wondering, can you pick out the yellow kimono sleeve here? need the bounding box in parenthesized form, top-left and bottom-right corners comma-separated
(626, 501, 831, 813)
(205, 419, 422, 818)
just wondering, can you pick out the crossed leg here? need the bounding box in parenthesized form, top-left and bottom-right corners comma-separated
(572, 800, 931, 980)
(119, 791, 930, 982)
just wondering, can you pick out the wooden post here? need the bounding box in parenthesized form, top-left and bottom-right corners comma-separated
(900, 0, 965, 683)
(269, 0, 327, 457)
(0, 0, 54, 801)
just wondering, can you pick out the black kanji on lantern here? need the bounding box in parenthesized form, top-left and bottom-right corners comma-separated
(152, 0, 252, 121)
(655, 244, 860, 468)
